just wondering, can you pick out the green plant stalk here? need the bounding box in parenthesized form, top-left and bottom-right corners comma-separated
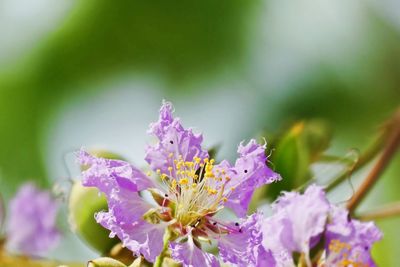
(357, 202, 400, 221)
(347, 108, 400, 214)
(324, 136, 384, 192)
(154, 228, 172, 267)
(325, 109, 400, 192)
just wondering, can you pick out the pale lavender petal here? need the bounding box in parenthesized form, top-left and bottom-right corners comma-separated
(96, 210, 165, 262)
(92, 171, 164, 263)
(170, 237, 220, 267)
(261, 213, 294, 267)
(270, 185, 329, 255)
(222, 140, 281, 217)
(145, 101, 208, 175)
(78, 150, 155, 196)
(6, 183, 60, 255)
(218, 212, 276, 267)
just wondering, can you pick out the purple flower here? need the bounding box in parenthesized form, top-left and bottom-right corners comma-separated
(324, 206, 382, 267)
(261, 184, 382, 267)
(6, 183, 61, 256)
(78, 101, 280, 266)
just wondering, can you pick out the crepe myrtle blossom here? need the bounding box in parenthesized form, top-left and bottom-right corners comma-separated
(78, 101, 280, 266)
(6, 183, 61, 256)
(262, 184, 382, 267)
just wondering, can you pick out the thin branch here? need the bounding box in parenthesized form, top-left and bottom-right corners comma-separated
(357, 202, 400, 221)
(325, 132, 385, 192)
(347, 108, 400, 214)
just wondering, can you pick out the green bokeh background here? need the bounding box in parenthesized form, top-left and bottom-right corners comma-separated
(0, 0, 399, 265)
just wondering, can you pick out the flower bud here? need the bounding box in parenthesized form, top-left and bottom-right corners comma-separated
(69, 182, 119, 254)
(87, 257, 127, 267)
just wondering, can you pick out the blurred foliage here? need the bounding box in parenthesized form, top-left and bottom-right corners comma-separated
(265, 120, 332, 199)
(0, 0, 256, 195)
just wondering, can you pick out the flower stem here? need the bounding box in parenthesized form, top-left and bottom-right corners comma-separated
(154, 228, 172, 267)
(357, 202, 400, 221)
(325, 129, 386, 192)
(347, 108, 400, 214)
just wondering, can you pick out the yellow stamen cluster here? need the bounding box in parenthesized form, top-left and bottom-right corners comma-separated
(157, 155, 233, 226)
(329, 239, 351, 253)
(325, 239, 368, 267)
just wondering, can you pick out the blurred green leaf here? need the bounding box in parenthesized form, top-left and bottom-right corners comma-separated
(0, 0, 256, 195)
(265, 120, 332, 199)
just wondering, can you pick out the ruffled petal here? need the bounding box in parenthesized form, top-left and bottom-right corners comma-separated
(218, 212, 276, 267)
(145, 101, 208, 175)
(220, 140, 281, 217)
(269, 185, 330, 256)
(261, 213, 294, 267)
(96, 210, 165, 262)
(170, 236, 220, 267)
(90, 169, 164, 263)
(78, 150, 155, 196)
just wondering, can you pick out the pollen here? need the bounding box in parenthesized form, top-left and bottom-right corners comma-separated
(157, 155, 231, 226)
(179, 178, 188, 185)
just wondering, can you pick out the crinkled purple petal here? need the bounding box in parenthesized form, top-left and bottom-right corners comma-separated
(170, 237, 220, 267)
(96, 209, 165, 262)
(270, 185, 329, 256)
(261, 213, 294, 267)
(78, 150, 156, 196)
(94, 174, 165, 263)
(145, 101, 208, 175)
(6, 183, 60, 256)
(218, 212, 276, 267)
(325, 206, 382, 266)
(219, 139, 281, 217)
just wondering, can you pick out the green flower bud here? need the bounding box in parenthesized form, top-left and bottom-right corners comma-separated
(87, 257, 127, 267)
(69, 182, 119, 254)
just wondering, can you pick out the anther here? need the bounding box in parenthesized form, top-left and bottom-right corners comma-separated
(235, 222, 239, 226)
(244, 169, 248, 173)
(170, 140, 174, 144)
(213, 222, 217, 225)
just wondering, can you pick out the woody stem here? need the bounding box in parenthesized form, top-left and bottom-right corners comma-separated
(347, 108, 400, 214)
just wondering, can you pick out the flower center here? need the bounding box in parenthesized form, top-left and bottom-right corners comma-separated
(157, 155, 233, 226)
